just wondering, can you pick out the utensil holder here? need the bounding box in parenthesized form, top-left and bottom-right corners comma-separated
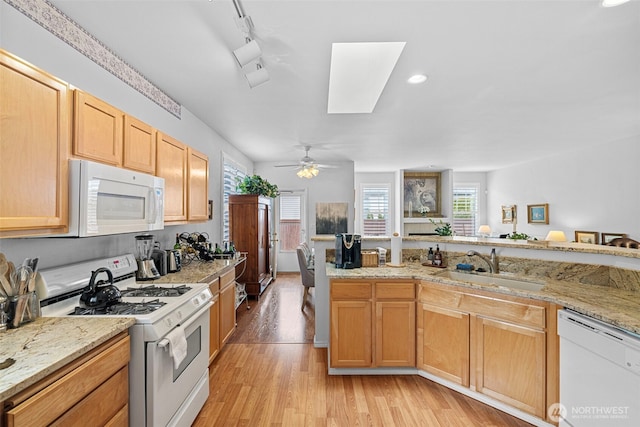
(8, 292, 39, 328)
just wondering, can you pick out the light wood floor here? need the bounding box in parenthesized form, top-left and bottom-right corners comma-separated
(193, 274, 532, 426)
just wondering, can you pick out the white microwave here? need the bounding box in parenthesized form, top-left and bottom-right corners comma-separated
(60, 159, 165, 237)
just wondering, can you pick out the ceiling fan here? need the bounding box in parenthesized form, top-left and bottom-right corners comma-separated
(275, 146, 337, 178)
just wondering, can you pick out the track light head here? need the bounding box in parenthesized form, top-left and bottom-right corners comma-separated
(233, 39, 262, 67)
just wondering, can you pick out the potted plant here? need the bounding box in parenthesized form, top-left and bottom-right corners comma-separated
(429, 219, 452, 236)
(236, 175, 279, 198)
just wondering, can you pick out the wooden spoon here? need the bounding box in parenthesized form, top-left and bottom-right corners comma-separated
(0, 255, 12, 297)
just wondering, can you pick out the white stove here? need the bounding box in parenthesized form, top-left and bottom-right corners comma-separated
(38, 254, 212, 427)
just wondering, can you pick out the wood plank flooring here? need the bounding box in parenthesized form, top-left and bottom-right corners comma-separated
(193, 274, 533, 426)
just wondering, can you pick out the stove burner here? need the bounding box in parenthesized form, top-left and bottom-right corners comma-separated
(71, 299, 167, 315)
(119, 285, 192, 298)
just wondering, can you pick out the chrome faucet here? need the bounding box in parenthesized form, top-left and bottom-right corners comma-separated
(466, 248, 498, 273)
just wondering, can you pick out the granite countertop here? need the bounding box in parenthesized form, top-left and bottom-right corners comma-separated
(147, 256, 246, 285)
(327, 263, 640, 336)
(0, 317, 135, 401)
(313, 235, 640, 259)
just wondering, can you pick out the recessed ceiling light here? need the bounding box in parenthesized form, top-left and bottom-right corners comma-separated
(601, 0, 630, 7)
(407, 74, 428, 84)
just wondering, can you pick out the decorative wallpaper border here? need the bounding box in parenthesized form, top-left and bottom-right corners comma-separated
(5, 0, 182, 118)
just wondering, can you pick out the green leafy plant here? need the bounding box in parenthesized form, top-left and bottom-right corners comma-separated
(236, 175, 279, 198)
(430, 219, 452, 236)
(507, 232, 537, 240)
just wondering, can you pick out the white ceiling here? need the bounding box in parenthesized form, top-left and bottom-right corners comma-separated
(49, 0, 640, 172)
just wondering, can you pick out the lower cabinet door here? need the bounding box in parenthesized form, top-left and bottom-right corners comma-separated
(417, 303, 470, 386)
(330, 300, 372, 367)
(475, 316, 546, 418)
(209, 293, 220, 364)
(376, 301, 415, 367)
(220, 283, 236, 345)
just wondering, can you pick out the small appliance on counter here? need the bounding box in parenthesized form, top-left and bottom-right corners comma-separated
(135, 234, 160, 280)
(166, 249, 181, 272)
(335, 234, 362, 269)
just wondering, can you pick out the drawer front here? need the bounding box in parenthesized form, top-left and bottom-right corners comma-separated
(331, 282, 372, 299)
(220, 269, 235, 290)
(376, 282, 415, 300)
(420, 283, 545, 329)
(50, 366, 128, 427)
(6, 336, 130, 426)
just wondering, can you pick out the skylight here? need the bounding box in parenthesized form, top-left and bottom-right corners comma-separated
(328, 42, 406, 114)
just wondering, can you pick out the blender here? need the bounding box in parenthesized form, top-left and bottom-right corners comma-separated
(135, 234, 160, 280)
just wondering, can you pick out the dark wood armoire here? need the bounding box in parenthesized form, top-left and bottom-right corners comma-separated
(229, 194, 272, 298)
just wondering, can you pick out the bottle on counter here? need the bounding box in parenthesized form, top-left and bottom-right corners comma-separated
(433, 245, 442, 266)
(427, 247, 434, 263)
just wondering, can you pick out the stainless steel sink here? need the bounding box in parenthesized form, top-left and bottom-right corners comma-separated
(435, 270, 545, 292)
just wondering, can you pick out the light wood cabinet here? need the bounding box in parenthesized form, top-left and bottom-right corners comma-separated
(418, 280, 556, 420)
(123, 114, 156, 174)
(4, 332, 130, 426)
(229, 195, 272, 298)
(375, 282, 415, 367)
(417, 303, 470, 386)
(219, 269, 237, 346)
(73, 90, 123, 166)
(475, 316, 546, 418)
(187, 147, 209, 221)
(0, 50, 70, 237)
(208, 277, 221, 365)
(156, 132, 188, 222)
(330, 280, 416, 368)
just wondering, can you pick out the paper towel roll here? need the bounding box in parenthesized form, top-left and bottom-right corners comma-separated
(391, 233, 402, 265)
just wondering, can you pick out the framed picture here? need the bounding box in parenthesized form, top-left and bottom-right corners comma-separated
(501, 205, 516, 224)
(527, 203, 549, 224)
(575, 230, 599, 244)
(403, 171, 441, 217)
(601, 232, 628, 244)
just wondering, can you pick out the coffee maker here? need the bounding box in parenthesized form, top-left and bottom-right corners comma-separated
(335, 234, 362, 269)
(135, 234, 160, 280)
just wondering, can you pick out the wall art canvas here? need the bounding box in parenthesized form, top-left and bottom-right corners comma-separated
(316, 202, 348, 235)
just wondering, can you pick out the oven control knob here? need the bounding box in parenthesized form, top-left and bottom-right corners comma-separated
(165, 318, 173, 328)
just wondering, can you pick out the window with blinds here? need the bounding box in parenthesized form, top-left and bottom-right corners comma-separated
(279, 194, 302, 251)
(361, 185, 389, 236)
(453, 186, 478, 236)
(222, 158, 247, 242)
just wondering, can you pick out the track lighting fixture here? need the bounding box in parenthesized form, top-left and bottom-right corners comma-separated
(245, 63, 270, 88)
(233, 39, 262, 67)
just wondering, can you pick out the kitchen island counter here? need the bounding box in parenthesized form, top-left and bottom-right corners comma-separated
(0, 316, 134, 401)
(327, 263, 640, 335)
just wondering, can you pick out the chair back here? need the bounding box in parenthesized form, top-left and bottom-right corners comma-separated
(297, 246, 315, 287)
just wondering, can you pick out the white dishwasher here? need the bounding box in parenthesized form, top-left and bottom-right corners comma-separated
(558, 309, 640, 426)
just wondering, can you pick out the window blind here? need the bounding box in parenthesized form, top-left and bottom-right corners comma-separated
(362, 185, 389, 236)
(453, 186, 478, 236)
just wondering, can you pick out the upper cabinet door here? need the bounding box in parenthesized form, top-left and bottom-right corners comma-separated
(187, 147, 209, 221)
(123, 115, 156, 174)
(73, 90, 123, 166)
(156, 132, 188, 222)
(0, 50, 70, 236)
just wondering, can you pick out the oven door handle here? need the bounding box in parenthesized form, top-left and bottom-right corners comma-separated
(157, 301, 212, 349)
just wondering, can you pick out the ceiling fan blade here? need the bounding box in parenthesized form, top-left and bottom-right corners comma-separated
(316, 164, 339, 169)
(274, 164, 301, 168)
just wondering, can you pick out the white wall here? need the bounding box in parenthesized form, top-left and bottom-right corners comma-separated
(254, 161, 355, 272)
(487, 137, 640, 241)
(0, 4, 252, 269)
